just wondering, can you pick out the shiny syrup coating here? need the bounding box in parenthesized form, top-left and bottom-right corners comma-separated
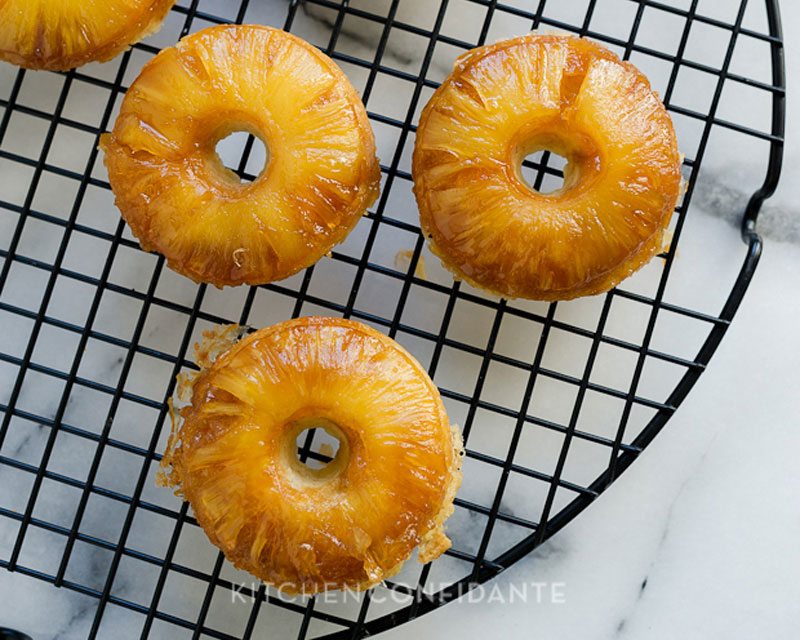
(0, 0, 175, 70)
(161, 317, 462, 593)
(413, 35, 682, 300)
(100, 25, 381, 287)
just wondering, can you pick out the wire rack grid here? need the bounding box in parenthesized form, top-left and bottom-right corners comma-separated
(0, 0, 786, 638)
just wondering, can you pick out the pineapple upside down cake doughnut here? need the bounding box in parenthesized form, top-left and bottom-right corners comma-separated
(0, 0, 175, 70)
(413, 34, 682, 300)
(160, 318, 463, 593)
(101, 25, 380, 287)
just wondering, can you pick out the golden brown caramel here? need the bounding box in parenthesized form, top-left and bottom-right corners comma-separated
(101, 25, 380, 287)
(413, 35, 682, 300)
(0, 0, 175, 70)
(161, 317, 462, 593)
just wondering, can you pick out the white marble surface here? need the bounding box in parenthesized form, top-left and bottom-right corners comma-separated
(0, 0, 798, 638)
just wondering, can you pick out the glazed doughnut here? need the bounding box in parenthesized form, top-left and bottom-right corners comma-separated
(413, 34, 682, 300)
(101, 25, 380, 287)
(160, 318, 462, 593)
(0, 0, 175, 71)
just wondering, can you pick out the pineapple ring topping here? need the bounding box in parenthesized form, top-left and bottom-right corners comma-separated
(100, 25, 381, 288)
(0, 0, 176, 71)
(160, 317, 463, 594)
(413, 34, 682, 301)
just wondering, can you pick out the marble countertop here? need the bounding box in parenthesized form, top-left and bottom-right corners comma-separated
(0, 0, 797, 638)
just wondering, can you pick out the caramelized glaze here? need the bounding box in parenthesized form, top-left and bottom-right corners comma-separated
(101, 25, 380, 287)
(413, 35, 682, 300)
(161, 317, 462, 593)
(0, 0, 175, 70)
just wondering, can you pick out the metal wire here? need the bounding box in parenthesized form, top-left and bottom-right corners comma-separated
(0, 0, 785, 638)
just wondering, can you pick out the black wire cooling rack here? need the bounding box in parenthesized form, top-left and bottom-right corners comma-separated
(0, 0, 786, 638)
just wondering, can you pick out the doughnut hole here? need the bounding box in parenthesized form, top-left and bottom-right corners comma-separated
(211, 128, 270, 186)
(284, 417, 349, 484)
(511, 126, 602, 199)
(520, 149, 568, 194)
